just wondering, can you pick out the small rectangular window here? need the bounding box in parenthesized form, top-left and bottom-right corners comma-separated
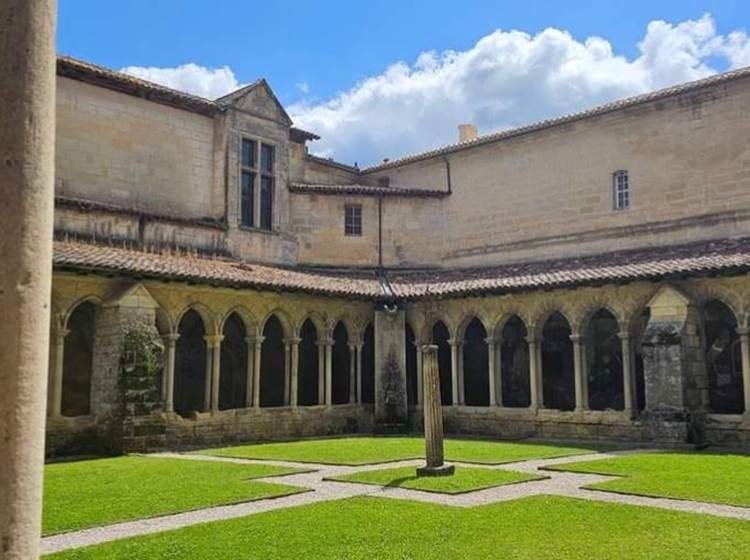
(240, 171, 255, 227)
(261, 143, 274, 173)
(613, 170, 629, 210)
(260, 175, 274, 230)
(241, 139, 256, 168)
(239, 139, 275, 231)
(345, 204, 362, 236)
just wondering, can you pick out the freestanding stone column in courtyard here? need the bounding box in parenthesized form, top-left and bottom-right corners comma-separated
(0, 1, 57, 557)
(417, 345, 454, 476)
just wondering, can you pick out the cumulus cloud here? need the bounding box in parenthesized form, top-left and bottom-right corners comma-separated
(289, 14, 750, 166)
(120, 63, 244, 99)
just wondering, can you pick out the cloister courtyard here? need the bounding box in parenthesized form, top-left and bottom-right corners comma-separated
(41, 436, 750, 559)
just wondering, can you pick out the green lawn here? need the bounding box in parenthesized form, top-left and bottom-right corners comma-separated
(43, 456, 305, 535)
(549, 451, 750, 507)
(201, 436, 601, 465)
(47, 495, 750, 559)
(328, 465, 543, 493)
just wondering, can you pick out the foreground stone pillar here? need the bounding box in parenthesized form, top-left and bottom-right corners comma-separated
(619, 332, 634, 416)
(162, 333, 179, 413)
(737, 327, 750, 417)
(205, 335, 223, 412)
(289, 337, 300, 407)
(252, 337, 264, 408)
(486, 336, 498, 406)
(417, 345, 454, 476)
(324, 338, 333, 406)
(48, 328, 69, 417)
(0, 1, 57, 556)
(244, 337, 255, 407)
(570, 334, 588, 412)
(527, 336, 541, 410)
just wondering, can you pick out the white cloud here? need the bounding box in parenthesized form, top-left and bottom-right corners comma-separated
(288, 14, 750, 166)
(120, 63, 244, 99)
(295, 81, 310, 94)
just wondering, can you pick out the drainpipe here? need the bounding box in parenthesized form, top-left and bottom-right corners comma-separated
(443, 156, 452, 194)
(378, 194, 383, 271)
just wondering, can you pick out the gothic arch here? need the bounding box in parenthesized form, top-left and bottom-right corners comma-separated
(219, 305, 257, 337)
(61, 299, 98, 417)
(175, 303, 218, 336)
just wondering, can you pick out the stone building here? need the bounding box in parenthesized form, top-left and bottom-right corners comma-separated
(47, 55, 750, 455)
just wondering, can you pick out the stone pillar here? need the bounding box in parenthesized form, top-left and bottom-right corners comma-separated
(0, 2, 57, 555)
(162, 333, 179, 413)
(415, 342, 423, 406)
(448, 339, 460, 405)
(289, 337, 300, 408)
(619, 332, 634, 416)
(283, 340, 291, 405)
(348, 343, 357, 403)
(486, 337, 498, 406)
(736, 327, 750, 416)
(244, 337, 255, 408)
(417, 345, 454, 477)
(355, 343, 363, 403)
(527, 336, 541, 410)
(570, 334, 588, 412)
(324, 339, 333, 406)
(252, 337, 264, 408)
(316, 341, 326, 405)
(48, 328, 69, 417)
(205, 335, 223, 412)
(203, 338, 213, 412)
(495, 340, 504, 407)
(374, 308, 408, 428)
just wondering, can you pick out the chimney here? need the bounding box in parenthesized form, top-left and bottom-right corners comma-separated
(458, 123, 478, 143)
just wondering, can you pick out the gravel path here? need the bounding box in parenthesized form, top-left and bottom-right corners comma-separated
(41, 449, 750, 555)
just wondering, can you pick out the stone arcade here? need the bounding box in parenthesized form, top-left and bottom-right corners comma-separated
(46, 56, 750, 456)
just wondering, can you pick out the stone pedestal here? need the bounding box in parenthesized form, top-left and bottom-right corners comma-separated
(374, 307, 408, 431)
(417, 345, 454, 477)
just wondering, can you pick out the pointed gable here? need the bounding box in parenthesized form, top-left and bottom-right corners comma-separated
(215, 79, 292, 125)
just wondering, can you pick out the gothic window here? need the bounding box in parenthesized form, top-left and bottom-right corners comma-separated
(541, 312, 575, 411)
(432, 321, 453, 406)
(613, 170, 629, 210)
(361, 324, 375, 404)
(298, 319, 320, 406)
(500, 315, 530, 408)
(586, 309, 624, 411)
(463, 318, 489, 406)
(332, 322, 351, 404)
(174, 309, 207, 418)
(219, 313, 248, 410)
(344, 204, 362, 236)
(61, 301, 96, 417)
(240, 139, 275, 231)
(703, 300, 744, 414)
(260, 315, 285, 407)
(405, 323, 418, 405)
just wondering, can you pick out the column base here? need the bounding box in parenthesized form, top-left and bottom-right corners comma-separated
(417, 464, 455, 477)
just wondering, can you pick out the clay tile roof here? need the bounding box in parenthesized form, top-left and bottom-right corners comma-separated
(361, 64, 750, 173)
(289, 183, 449, 198)
(53, 237, 750, 301)
(53, 241, 382, 299)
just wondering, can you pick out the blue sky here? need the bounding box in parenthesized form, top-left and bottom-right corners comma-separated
(57, 1, 750, 165)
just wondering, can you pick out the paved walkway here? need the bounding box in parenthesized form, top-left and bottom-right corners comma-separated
(41, 449, 750, 555)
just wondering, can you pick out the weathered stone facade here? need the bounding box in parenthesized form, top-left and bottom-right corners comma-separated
(44, 57, 750, 455)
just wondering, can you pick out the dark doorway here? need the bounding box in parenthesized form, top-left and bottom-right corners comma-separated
(361, 324, 375, 404)
(260, 315, 285, 407)
(586, 309, 624, 410)
(62, 301, 96, 416)
(541, 312, 575, 411)
(432, 321, 453, 405)
(703, 299, 744, 414)
(332, 322, 351, 404)
(463, 318, 489, 406)
(298, 319, 319, 406)
(219, 313, 247, 410)
(174, 309, 207, 418)
(501, 315, 530, 407)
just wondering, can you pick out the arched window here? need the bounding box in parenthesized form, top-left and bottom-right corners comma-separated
(703, 300, 744, 414)
(463, 318, 489, 406)
(541, 312, 575, 411)
(219, 313, 248, 410)
(332, 322, 351, 404)
(432, 321, 452, 406)
(361, 324, 375, 404)
(61, 301, 96, 416)
(298, 319, 319, 406)
(260, 315, 286, 407)
(586, 309, 623, 411)
(174, 309, 207, 418)
(405, 324, 418, 405)
(501, 315, 530, 407)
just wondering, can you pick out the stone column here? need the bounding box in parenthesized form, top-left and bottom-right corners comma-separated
(324, 338, 333, 406)
(0, 1, 57, 556)
(202, 337, 213, 411)
(348, 343, 357, 403)
(244, 337, 255, 408)
(448, 339, 460, 405)
(205, 335, 223, 412)
(316, 341, 326, 405)
(355, 343, 363, 404)
(527, 336, 541, 410)
(737, 327, 750, 416)
(495, 340, 504, 407)
(570, 334, 588, 412)
(252, 337, 264, 408)
(486, 337, 498, 406)
(283, 340, 292, 405)
(48, 328, 69, 417)
(417, 345, 454, 477)
(289, 337, 300, 408)
(619, 332, 634, 416)
(415, 341, 423, 406)
(162, 333, 179, 413)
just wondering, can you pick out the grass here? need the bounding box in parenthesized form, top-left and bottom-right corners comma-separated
(43, 456, 305, 535)
(328, 465, 543, 493)
(201, 436, 602, 465)
(46, 495, 750, 559)
(548, 451, 750, 507)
